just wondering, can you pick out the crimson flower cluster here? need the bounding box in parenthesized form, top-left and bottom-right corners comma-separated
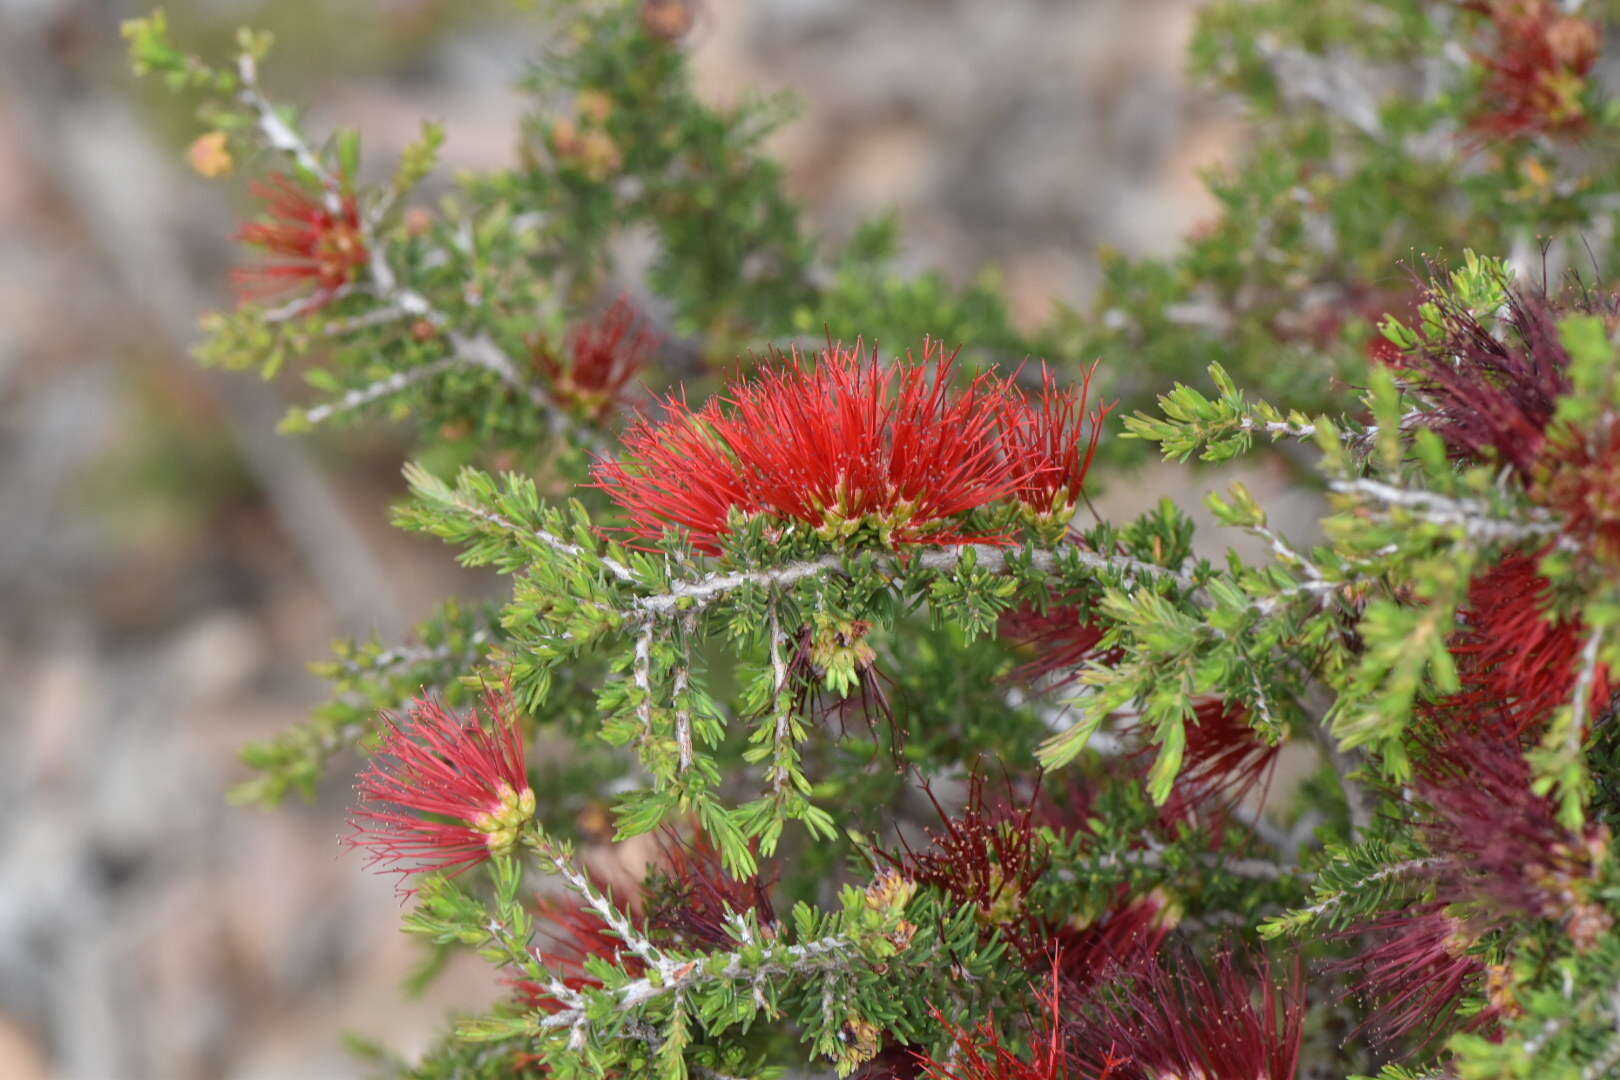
(234, 173, 368, 306)
(640, 831, 779, 948)
(998, 598, 1280, 829)
(1385, 285, 1616, 733)
(593, 341, 1111, 555)
(1464, 0, 1600, 142)
(879, 771, 1054, 965)
(1336, 727, 1611, 1049)
(533, 296, 659, 422)
(1447, 553, 1614, 735)
(345, 690, 533, 886)
(918, 951, 1303, 1080)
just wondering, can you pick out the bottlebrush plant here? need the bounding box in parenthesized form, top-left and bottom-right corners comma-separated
(125, 1, 1620, 1078)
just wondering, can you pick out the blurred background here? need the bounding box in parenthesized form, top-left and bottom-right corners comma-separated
(0, 1, 1260, 1076)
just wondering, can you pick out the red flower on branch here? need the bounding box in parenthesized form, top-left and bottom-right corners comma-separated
(1335, 904, 1498, 1048)
(534, 296, 659, 421)
(999, 363, 1113, 522)
(641, 831, 778, 949)
(346, 691, 533, 885)
(513, 896, 647, 1014)
(878, 769, 1053, 964)
(234, 173, 368, 306)
(1153, 700, 1280, 832)
(1050, 895, 1173, 999)
(1384, 287, 1571, 477)
(1465, 0, 1599, 142)
(1074, 951, 1305, 1080)
(1415, 727, 1612, 946)
(595, 341, 1106, 554)
(997, 598, 1113, 688)
(1535, 412, 1620, 569)
(920, 958, 1128, 1080)
(1447, 552, 1612, 735)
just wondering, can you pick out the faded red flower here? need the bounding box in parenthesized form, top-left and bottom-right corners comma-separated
(1336, 904, 1497, 1048)
(1415, 727, 1612, 945)
(234, 173, 367, 306)
(1465, 0, 1599, 142)
(641, 831, 778, 949)
(1153, 701, 1280, 831)
(346, 691, 532, 884)
(1000, 363, 1113, 522)
(1049, 895, 1173, 999)
(595, 341, 1098, 555)
(879, 770, 1052, 965)
(534, 296, 658, 421)
(997, 598, 1112, 688)
(854, 1043, 930, 1080)
(1074, 951, 1305, 1080)
(1535, 411, 1620, 568)
(1385, 286, 1572, 477)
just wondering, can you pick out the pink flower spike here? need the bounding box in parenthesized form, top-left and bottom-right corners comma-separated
(346, 690, 533, 888)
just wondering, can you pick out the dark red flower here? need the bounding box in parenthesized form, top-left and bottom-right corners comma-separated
(641, 831, 778, 949)
(1049, 896, 1173, 1000)
(854, 1044, 930, 1080)
(920, 958, 1129, 1080)
(534, 296, 658, 421)
(1335, 904, 1497, 1048)
(1415, 727, 1612, 945)
(1153, 700, 1280, 831)
(513, 896, 648, 1013)
(346, 690, 532, 885)
(1465, 0, 1599, 142)
(1075, 951, 1305, 1080)
(1447, 552, 1612, 735)
(997, 599, 1112, 688)
(1385, 286, 1572, 477)
(1000, 363, 1114, 522)
(594, 341, 1057, 554)
(879, 769, 1052, 965)
(234, 173, 367, 305)
(1535, 411, 1620, 569)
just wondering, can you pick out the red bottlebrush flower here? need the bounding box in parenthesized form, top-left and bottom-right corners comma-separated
(1448, 552, 1612, 735)
(920, 958, 1128, 1080)
(594, 340, 1033, 554)
(1336, 904, 1498, 1048)
(854, 1044, 930, 1080)
(997, 599, 1112, 689)
(1000, 363, 1114, 522)
(1153, 700, 1280, 831)
(641, 831, 778, 949)
(1415, 727, 1612, 945)
(1049, 895, 1173, 1000)
(1074, 951, 1305, 1080)
(234, 173, 367, 305)
(1535, 411, 1620, 568)
(1387, 286, 1572, 477)
(1465, 0, 1599, 142)
(346, 691, 532, 885)
(534, 296, 658, 422)
(879, 769, 1052, 965)
(513, 896, 648, 1013)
